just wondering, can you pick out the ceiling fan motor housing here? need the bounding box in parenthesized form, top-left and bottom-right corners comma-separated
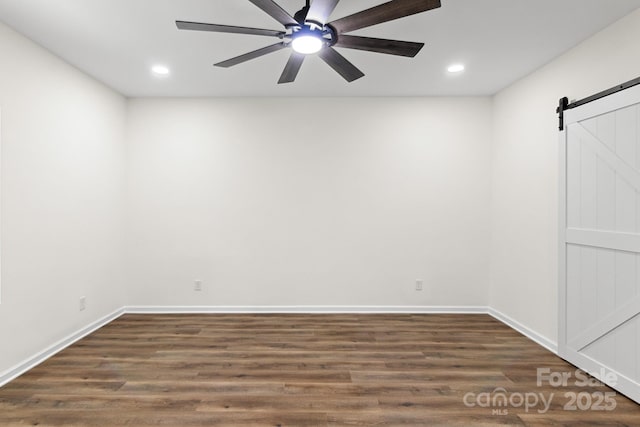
(291, 23, 337, 48)
(289, 3, 337, 49)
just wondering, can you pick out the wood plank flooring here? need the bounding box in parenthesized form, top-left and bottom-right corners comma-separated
(1, 314, 639, 426)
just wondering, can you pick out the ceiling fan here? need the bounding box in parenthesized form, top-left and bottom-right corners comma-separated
(176, 0, 441, 84)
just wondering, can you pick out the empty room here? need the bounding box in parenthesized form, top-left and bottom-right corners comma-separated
(2, 0, 640, 425)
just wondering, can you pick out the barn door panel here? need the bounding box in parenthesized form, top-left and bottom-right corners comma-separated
(560, 86, 640, 404)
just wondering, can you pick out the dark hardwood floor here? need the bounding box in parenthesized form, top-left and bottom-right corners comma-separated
(0, 313, 638, 426)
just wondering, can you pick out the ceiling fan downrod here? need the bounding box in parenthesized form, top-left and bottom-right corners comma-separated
(293, 0, 311, 25)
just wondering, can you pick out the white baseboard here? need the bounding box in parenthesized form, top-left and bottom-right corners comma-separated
(124, 305, 489, 314)
(488, 307, 558, 354)
(0, 307, 125, 387)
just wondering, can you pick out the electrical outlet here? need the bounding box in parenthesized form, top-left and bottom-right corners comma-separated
(415, 280, 423, 291)
(194, 280, 202, 291)
(79, 296, 86, 311)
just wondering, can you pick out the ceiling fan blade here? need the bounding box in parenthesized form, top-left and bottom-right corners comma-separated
(318, 47, 364, 82)
(306, 0, 340, 25)
(176, 21, 285, 38)
(215, 42, 288, 68)
(248, 0, 298, 27)
(329, 0, 441, 34)
(334, 34, 424, 57)
(278, 52, 306, 84)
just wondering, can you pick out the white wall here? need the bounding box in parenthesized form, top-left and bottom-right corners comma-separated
(490, 9, 640, 344)
(126, 97, 492, 308)
(0, 22, 127, 375)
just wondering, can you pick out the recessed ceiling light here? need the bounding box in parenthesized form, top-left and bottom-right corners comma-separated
(447, 64, 465, 73)
(151, 65, 170, 76)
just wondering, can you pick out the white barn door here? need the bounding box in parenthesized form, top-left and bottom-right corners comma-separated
(559, 84, 640, 404)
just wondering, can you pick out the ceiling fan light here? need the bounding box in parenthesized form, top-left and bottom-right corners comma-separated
(291, 34, 323, 55)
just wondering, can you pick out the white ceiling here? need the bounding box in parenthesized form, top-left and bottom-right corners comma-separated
(1, 0, 639, 97)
